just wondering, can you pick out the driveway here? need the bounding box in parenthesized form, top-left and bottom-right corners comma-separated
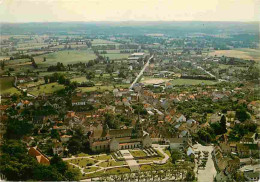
(193, 144, 217, 182)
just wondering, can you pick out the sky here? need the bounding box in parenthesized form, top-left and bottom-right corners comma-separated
(0, 0, 259, 22)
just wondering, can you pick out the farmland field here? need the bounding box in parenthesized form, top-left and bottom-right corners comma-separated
(27, 82, 65, 96)
(78, 84, 130, 92)
(34, 50, 97, 66)
(71, 76, 88, 83)
(141, 77, 171, 85)
(208, 48, 260, 61)
(171, 79, 217, 85)
(0, 56, 10, 61)
(91, 39, 118, 45)
(0, 77, 21, 95)
(101, 53, 130, 60)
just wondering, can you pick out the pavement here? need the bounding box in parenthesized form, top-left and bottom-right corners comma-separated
(129, 55, 153, 90)
(193, 144, 217, 182)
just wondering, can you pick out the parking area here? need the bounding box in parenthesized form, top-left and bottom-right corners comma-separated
(193, 144, 217, 182)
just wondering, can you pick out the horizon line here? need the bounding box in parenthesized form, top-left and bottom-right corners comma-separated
(1, 20, 259, 24)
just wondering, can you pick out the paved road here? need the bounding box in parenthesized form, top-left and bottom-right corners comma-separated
(129, 55, 153, 90)
(193, 144, 216, 182)
(197, 66, 216, 78)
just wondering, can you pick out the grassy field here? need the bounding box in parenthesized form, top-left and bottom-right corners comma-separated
(140, 164, 152, 171)
(67, 158, 96, 168)
(141, 77, 171, 85)
(170, 79, 217, 86)
(78, 84, 130, 92)
(130, 150, 147, 158)
(75, 153, 91, 157)
(0, 56, 10, 61)
(101, 53, 130, 60)
(105, 167, 130, 175)
(27, 83, 65, 96)
(208, 48, 260, 61)
(71, 76, 88, 83)
(91, 39, 117, 45)
(35, 50, 97, 66)
(92, 155, 111, 160)
(98, 160, 126, 167)
(0, 77, 21, 95)
(83, 167, 100, 173)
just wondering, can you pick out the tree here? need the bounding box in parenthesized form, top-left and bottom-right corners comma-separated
(5, 118, 33, 139)
(50, 155, 67, 174)
(44, 76, 49, 84)
(1, 61, 5, 70)
(67, 137, 82, 155)
(220, 115, 227, 133)
(86, 71, 95, 80)
(197, 128, 212, 143)
(51, 129, 60, 139)
(236, 109, 250, 122)
(171, 149, 181, 164)
(185, 170, 195, 181)
(0, 140, 38, 181)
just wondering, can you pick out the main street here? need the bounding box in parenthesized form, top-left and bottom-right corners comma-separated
(129, 55, 154, 91)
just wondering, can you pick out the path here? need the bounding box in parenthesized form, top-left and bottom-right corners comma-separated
(64, 146, 171, 177)
(129, 55, 153, 90)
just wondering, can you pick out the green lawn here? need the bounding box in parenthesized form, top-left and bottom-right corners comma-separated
(92, 155, 111, 161)
(27, 82, 65, 96)
(83, 167, 100, 173)
(130, 150, 147, 158)
(0, 77, 21, 95)
(170, 79, 217, 86)
(71, 76, 88, 83)
(83, 170, 105, 179)
(140, 164, 152, 171)
(68, 158, 96, 168)
(138, 160, 153, 164)
(98, 160, 126, 167)
(35, 50, 97, 66)
(76, 153, 90, 157)
(105, 167, 130, 175)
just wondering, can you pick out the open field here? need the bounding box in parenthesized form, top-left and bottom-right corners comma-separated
(171, 79, 217, 85)
(71, 76, 88, 83)
(83, 167, 100, 173)
(0, 56, 10, 61)
(101, 53, 130, 60)
(130, 150, 147, 158)
(67, 158, 96, 168)
(105, 167, 131, 175)
(27, 82, 65, 96)
(208, 48, 260, 61)
(34, 50, 97, 66)
(78, 84, 130, 92)
(91, 39, 118, 45)
(141, 77, 170, 85)
(98, 160, 126, 167)
(218, 64, 248, 70)
(0, 77, 21, 95)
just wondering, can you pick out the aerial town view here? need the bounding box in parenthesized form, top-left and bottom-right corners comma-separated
(0, 0, 259, 181)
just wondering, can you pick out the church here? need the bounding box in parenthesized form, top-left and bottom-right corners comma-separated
(89, 123, 152, 152)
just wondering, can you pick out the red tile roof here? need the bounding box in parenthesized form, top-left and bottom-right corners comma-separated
(28, 147, 50, 165)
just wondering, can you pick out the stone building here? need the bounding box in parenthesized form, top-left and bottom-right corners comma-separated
(89, 124, 152, 152)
